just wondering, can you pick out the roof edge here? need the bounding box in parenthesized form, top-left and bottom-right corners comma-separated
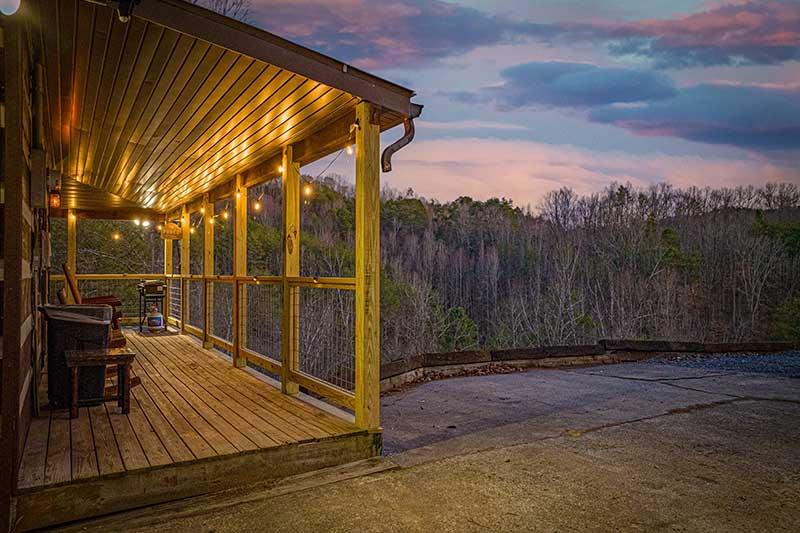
(134, 0, 417, 116)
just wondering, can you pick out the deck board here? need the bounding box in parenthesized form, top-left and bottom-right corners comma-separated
(89, 403, 126, 476)
(132, 343, 240, 456)
(131, 385, 196, 464)
(44, 411, 72, 485)
(157, 334, 350, 436)
(18, 331, 365, 493)
(155, 335, 317, 443)
(106, 402, 150, 472)
(70, 408, 99, 480)
(136, 339, 273, 450)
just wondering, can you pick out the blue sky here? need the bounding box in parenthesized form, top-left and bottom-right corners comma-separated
(247, 0, 800, 207)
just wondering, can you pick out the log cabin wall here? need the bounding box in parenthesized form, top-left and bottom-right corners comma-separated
(2, 14, 44, 531)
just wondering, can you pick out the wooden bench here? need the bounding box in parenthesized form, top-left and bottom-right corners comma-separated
(65, 347, 136, 418)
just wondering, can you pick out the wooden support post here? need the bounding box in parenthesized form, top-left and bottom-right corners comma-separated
(164, 237, 173, 322)
(203, 195, 214, 348)
(180, 205, 190, 333)
(354, 101, 381, 430)
(233, 174, 247, 367)
(281, 146, 300, 394)
(66, 209, 77, 301)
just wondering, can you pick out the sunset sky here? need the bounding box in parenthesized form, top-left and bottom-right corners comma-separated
(249, 0, 800, 208)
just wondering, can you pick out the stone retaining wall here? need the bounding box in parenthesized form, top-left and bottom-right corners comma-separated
(379, 339, 800, 392)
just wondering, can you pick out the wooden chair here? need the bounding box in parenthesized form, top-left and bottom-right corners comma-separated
(63, 263, 123, 329)
(56, 277, 136, 391)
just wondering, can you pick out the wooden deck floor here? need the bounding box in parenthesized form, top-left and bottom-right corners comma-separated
(16, 332, 378, 530)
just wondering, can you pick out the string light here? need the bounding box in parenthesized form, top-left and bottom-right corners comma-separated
(253, 199, 262, 211)
(200, 206, 205, 214)
(0, 0, 21, 16)
(190, 227, 196, 234)
(142, 220, 151, 228)
(133, 218, 141, 226)
(222, 210, 229, 220)
(235, 189, 241, 200)
(278, 165, 284, 173)
(209, 217, 215, 225)
(303, 183, 313, 197)
(346, 145, 354, 155)
(112, 232, 121, 241)
(156, 223, 163, 231)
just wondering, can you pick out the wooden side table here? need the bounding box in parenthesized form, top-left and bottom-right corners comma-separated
(65, 347, 136, 418)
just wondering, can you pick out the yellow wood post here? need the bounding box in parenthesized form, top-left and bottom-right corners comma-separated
(66, 209, 77, 302)
(233, 174, 248, 367)
(180, 205, 190, 334)
(354, 101, 381, 430)
(281, 145, 300, 394)
(164, 237, 172, 322)
(203, 194, 214, 348)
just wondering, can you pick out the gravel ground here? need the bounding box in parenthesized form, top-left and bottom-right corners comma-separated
(648, 350, 800, 378)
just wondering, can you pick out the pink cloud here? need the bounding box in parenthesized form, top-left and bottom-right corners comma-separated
(307, 138, 800, 208)
(564, 0, 800, 68)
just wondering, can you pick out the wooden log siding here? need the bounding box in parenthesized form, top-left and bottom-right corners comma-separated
(2, 17, 37, 531)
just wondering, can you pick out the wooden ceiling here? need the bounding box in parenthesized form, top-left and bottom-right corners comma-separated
(33, 0, 418, 214)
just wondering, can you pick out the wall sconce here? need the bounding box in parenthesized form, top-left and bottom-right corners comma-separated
(48, 187, 62, 209)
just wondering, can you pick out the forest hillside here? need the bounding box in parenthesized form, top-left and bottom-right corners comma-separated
(54, 181, 800, 362)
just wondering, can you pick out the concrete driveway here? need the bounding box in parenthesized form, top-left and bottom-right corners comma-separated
(61, 357, 800, 532)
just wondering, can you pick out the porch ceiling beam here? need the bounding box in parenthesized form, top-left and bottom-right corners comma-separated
(49, 207, 164, 221)
(134, 0, 415, 116)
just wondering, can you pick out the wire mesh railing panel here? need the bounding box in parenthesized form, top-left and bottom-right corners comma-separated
(187, 280, 204, 331)
(243, 282, 282, 363)
(298, 287, 355, 391)
(169, 279, 182, 322)
(78, 279, 142, 318)
(211, 281, 234, 343)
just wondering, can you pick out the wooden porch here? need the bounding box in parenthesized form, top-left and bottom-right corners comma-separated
(16, 332, 376, 531)
(1, 0, 421, 530)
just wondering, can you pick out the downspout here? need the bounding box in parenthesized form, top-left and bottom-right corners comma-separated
(381, 118, 415, 173)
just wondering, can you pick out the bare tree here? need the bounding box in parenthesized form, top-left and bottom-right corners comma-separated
(190, 0, 252, 22)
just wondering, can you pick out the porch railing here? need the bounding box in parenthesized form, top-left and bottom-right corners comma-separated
(52, 272, 358, 412)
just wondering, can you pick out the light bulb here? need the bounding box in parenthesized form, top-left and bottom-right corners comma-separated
(346, 145, 354, 155)
(253, 201, 262, 211)
(235, 190, 241, 199)
(0, 0, 21, 16)
(156, 224, 163, 231)
(200, 206, 205, 214)
(190, 227, 196, 234)
(112, 232, 121, 241)
(278, 165, 284, 173)
(209, 218, 215, 225)
(303, 184, 313, 197)
(133, 218, 141, 226)
(142, 220, 151, 228)
(222, 210, 229, 220)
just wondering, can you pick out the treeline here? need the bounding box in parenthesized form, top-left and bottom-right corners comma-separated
(55, 180, 800, 363)
(274, 179, 800, 360)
